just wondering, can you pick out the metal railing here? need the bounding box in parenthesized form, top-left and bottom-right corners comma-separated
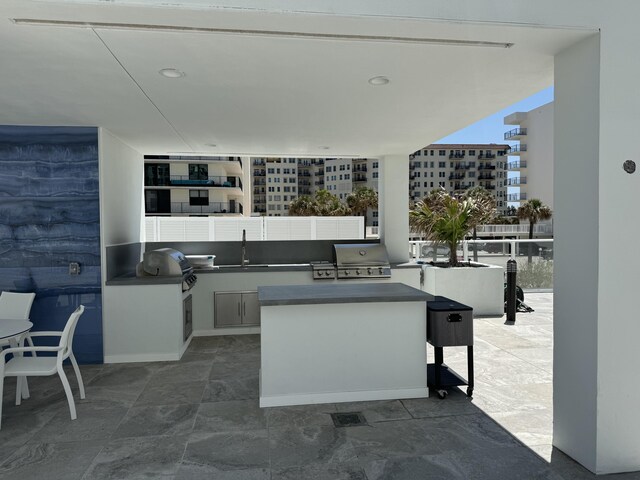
(476, 223, 553, 235)
(170, 175, 243, 189)
(171, 202, 243, 214)
(507, 192, 527, 201)
(506, 144, 527, 154)
(507, 177, 527, 186)
(504, 127, 527, 140)
(507, 161, 527, 170)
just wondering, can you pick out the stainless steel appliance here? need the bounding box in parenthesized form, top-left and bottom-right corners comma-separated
(311, 243, 392, 280)
(334, 243, 392, 279)
(136, 248, 198, 291)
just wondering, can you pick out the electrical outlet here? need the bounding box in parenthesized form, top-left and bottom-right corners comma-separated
(69, 262, 80, 275)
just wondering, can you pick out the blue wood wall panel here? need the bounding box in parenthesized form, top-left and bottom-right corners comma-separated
(0, 126, 102, 363)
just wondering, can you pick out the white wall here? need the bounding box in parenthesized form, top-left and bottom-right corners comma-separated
(379, 155, 409, 263)
(553, 35, 599, 471)
(524, 102, 555, 208)
(98, 128, 144, 255)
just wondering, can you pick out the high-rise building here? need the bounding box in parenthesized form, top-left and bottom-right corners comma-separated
(504, 102, 554, 208)
(143, 156, 245, 216)
(409, 144, 510, 215)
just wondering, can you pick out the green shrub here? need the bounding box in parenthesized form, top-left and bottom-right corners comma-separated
(516, 259, 553, 289)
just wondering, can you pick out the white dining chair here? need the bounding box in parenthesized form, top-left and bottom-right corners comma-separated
(0, 292, 36, 351)
(0, 305, 86, 429)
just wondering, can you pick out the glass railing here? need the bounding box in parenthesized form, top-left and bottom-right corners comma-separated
(507, 192, 527, 201)
(409, 238, 554, 290)
(506, 144, 527, 154)
(504, 128, 527, 140)
(170, 175, 243, 189)
(171, 202, 242, 214)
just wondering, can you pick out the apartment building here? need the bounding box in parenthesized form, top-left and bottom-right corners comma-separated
(504, 102, 554, 208)
(144, 155, 245, 216)
(409, 144, 510, 215)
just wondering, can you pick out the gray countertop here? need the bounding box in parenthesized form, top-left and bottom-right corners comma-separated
(105, 272, 183, 286)
(258, 282, 434, 306)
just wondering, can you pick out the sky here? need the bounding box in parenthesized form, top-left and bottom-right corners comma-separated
(435, 86, 554, 145)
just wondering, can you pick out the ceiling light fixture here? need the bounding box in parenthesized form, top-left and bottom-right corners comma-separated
(319, 146, 330, 150)
(368, 76, 390, 86)
(159, 68, 185, 78)
(205, 143, 217, 147)
(11, 19, 515, 48)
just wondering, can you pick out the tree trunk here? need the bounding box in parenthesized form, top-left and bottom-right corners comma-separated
(528, 221, 534, 264)
(449, 241, 458, 267)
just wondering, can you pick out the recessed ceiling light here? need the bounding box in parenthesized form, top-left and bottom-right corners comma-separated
(319, 146, 330, 150)
(368, 76, 390, 86)
(205, 143, 217, 147)
(159, 68, 185, 78)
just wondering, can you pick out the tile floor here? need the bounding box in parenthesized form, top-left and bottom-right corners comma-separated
(1, 293, 639, 479)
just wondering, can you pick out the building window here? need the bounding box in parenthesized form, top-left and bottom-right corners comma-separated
(438, 162, 446, 168)
(373, 172, 379, 178)
(439, 172, 445, 178)
(189, 164, 208, 180)
(372, 162, 379, 168)
(373, 211, 378, 217)
(430, 182, 434, 187)
(189, 190, 208, 206)
(469, 150, 476, 156)
(439, 150, 445, 156)
(414, 161, 421, 168)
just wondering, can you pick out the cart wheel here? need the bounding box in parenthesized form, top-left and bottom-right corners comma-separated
(466, 387, 473, 398)
(437, 389, 448, 399)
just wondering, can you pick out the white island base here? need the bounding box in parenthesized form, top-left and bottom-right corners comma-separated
(258, 283, 431, 408)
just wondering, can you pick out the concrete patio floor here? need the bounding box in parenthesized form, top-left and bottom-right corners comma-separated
(1, 293, 639, 479)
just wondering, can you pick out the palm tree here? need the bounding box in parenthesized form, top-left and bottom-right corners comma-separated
(346, 187, 378, 216)
(346, 187, 378, 238)
(409, 189, 477, 267)
(517, 199, 552, 264)
(289, 195, 316, 216)
(463, 186, 496, 262)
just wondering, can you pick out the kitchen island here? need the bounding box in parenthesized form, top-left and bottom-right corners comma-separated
(258, 283, 433, 407)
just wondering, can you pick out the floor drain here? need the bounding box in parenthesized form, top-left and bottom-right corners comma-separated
(331, 412, 367, 427)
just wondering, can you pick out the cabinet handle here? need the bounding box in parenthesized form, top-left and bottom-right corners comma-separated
(238, 302, 241, 316)
(243, 301, 246, 316)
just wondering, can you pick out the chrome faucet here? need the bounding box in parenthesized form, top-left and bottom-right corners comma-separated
(241, 229, 249, 267)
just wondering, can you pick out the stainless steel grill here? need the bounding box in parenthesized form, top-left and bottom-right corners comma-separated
(333, 243, 391, 279)
(136, 248, 198, 291)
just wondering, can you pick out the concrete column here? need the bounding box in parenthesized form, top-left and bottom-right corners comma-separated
(554, 31, 640, 474)
(379, 155, 409, 263)
(241, 156, 252, 216)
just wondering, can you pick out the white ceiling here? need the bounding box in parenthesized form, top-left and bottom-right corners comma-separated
(0, 1, 596, 157)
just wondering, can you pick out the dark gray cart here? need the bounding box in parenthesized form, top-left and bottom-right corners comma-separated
(427, 298, 474, 399)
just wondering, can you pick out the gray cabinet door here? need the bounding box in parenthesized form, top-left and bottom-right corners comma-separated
(241, 292, 260, 326)
(214, 292, 242, 327)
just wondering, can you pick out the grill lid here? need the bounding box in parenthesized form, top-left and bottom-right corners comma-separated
(333, 243, 390, 267)
(140, 248, 193, 276)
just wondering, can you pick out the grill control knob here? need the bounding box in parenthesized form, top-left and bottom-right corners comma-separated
(325, 270, 332, 276)
(344, 270, 350, 276)
(378, 268, 384, 275)
(367, 268, 373, 275)
(356, 269, 361, 275)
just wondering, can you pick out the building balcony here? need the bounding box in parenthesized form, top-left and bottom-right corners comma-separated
(504, 127, 527, 140)
(299, 180, 311, 186)
(507, 176, 527, 186)
(507, 192, 527, 201)
(353, 175, 367, 183)
(449, 173, 465, 180)
(506, 144, 527, 156)
(314, 181, 325, 186)
(254, 179, 266, 186)
(449, 153, 465, 159)
(254, 170, 266, 176)
(170, 175, 243, 190)
(478, 174, 496, 180)
(171, 201, 243, 214)
(508, 160, 527, 170)
(354, 166, 368, 172)
(478, 164, 496, 170)
(454, 164, 470, 170)
(253, 159, 266, 166)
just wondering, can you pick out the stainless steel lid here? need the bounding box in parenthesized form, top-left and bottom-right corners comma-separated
(333, 243, 390, 267)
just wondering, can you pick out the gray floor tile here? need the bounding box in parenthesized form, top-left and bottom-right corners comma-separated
(202, 376, 259, 403)
(183, 431, 270, 471)
(88, 363, 159, 389)
(266, 403, 337, 429)
(175, 463, 270, 480)
(209, 362, 260, 380)
(344, 420, 437, 463)
(193, 399, 266, 433)
(147, 360, 213, 384)
(272, 462, 368, 480)
(112, 404, 199, 439)
(491, 408, 554, 447)
(82, 435, 188, 480)
(402, 393, 479, 419)
(30, 404, 128, 444)
(0, 407, 57, 449)
(269, 425, 358, 469)
(135, 380, 206, 406)
(362, 454, 467, 480)
(77, 384, 144, 409)
(335, 400, 412, 423)
(0, 440, 103, 480)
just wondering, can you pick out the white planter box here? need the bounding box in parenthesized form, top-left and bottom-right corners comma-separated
(422, 262, 504, 316)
